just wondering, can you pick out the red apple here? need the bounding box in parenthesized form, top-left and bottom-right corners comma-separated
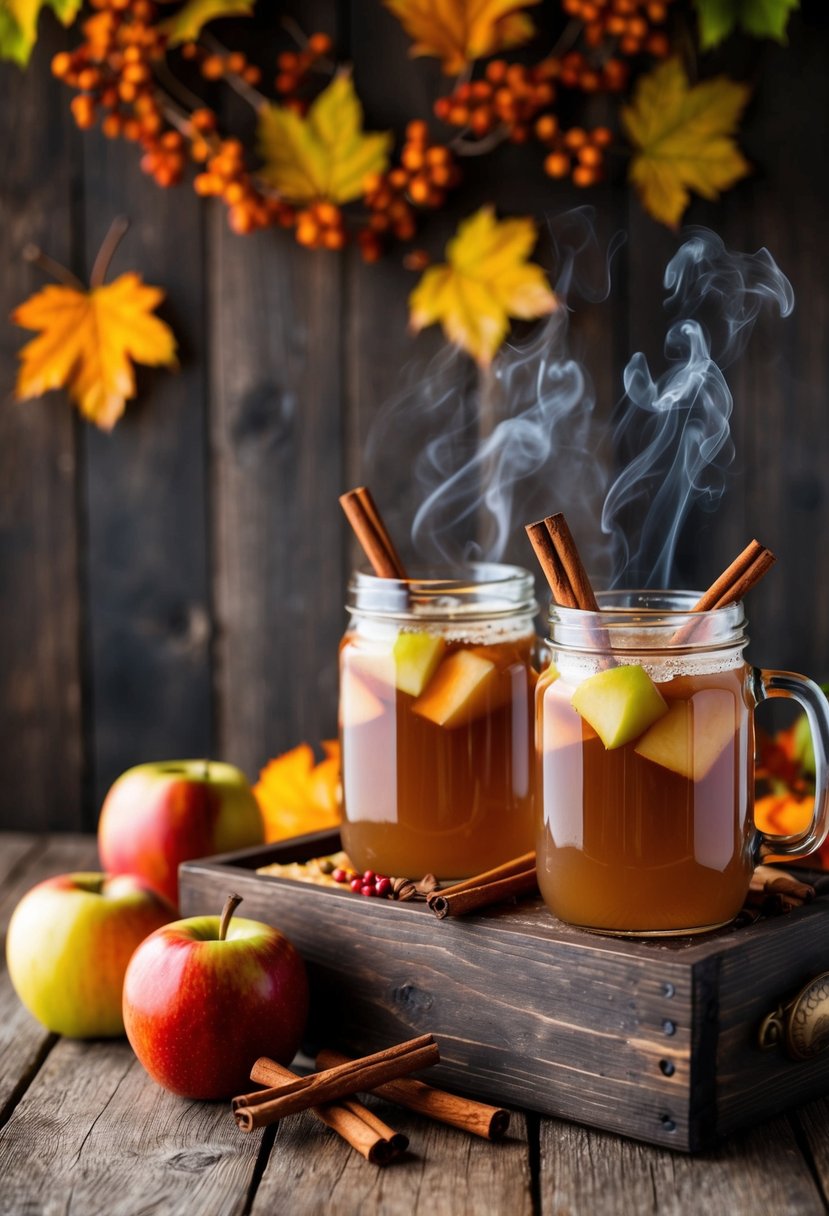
(6, 873, 173, 1038)
(122, 895, 309, 1100)
(98, 760, 265, 910)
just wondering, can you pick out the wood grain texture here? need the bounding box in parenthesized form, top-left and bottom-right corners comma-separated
(0, 1038, 262, 1216)
(539, 1111, 828, 1215)
(81, 135, 213, 810)
(0, 26, 84, 831)
(251, 1096, 532, 1216)
(180, 854, 697, 1149)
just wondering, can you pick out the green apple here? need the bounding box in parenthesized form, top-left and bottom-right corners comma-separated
(6, 873, 173, 1038)
(634, 691, 736, 780)
(571, 664, 668, 750)
(412, 649, 503, 728)
(393, 631, 446, 697)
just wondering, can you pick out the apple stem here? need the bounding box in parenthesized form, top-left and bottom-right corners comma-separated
(219, 893, 243, 941)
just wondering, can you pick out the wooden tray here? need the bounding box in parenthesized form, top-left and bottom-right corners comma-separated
(179, 832, 829, 1153)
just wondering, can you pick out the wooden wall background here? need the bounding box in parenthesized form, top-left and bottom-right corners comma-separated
(1, 1, 828, 831)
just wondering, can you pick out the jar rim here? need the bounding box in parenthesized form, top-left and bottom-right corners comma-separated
(548, 589, 747, 653)
(347, 561, 538, 622)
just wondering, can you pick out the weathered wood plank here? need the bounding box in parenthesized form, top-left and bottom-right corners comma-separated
(81, 135, 213, 810)
(0, 836, 99, 1123)
(539, 1111, 827, 1215)
(0, 836, 39, 890)
(0, 1038, 262, 1216)
(0, 28, 84, 832)
(251, 1097, 532, 1216)
(792, 1096, 829, 1205)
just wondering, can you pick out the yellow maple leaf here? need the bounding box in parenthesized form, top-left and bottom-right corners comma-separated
(384, 0, 538, 74)
(254, 741, 342, 844)
(409, 206, 556, 365)
(257, 74, 391, 204)
(0, 0, 80, 66)
(161, 0, 255, 48)
(12, 273, 177, 430)
(622, 57, 751, 229)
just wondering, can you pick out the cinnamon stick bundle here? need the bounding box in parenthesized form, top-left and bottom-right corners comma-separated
(340, 486, 408, 579)
(232, 1034, 439, 1132)
(746, 865, 815, 913)
(427, 851, 537, 920)
(671, 539, 776, 644)
(525, 514, 599, 611)
(254, 1059, 408, 1165)
(311, 1050, 510, 1141)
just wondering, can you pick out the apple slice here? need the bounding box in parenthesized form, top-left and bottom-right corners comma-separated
(570, 664, 667, 750)
(412, 650, 500, 728)
(340, 671, 386, 729)
(634, 691, 736, 780)
(393, 631, 446, 697)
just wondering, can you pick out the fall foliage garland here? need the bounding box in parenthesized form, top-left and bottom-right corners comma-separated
(2, 0, 803, 422)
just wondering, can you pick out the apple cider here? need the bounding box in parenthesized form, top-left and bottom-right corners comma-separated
(340, 565, 539, 879)
(537, 591, 829, 935)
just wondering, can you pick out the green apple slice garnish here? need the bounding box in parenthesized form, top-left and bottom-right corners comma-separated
(393, 631, 446, 697)
(412, 650, 500, 728)
(634, 690, 735, 780)
(570, 664, 668, 750)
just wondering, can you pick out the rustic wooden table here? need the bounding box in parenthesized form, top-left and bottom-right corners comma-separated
(2, 834, 829, 1215)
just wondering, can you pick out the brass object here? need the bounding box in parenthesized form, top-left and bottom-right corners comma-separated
(758, 971, 829, 1059)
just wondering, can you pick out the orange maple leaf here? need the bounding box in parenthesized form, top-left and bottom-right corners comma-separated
(254, 741, 342, 844)
(12, 271, 177, 430)
(383, 0, 538, 74)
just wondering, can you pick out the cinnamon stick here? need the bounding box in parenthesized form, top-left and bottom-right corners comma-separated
(525, 520, 578, 608)
(543, 513, 601, 612)
(671, 540, 776, 645)
(689, 540, 775, 612)
(232, 1035, 439, 1132)
(427, 851, 538, 919)
(310, 1049, 511, 1141)
(340, 486, 407, 579)
(254, 1059, 408, 1164)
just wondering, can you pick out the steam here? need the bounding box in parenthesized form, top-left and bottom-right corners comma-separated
(365, 209, 622, 575)
(365, 220, 794, 592)
(602, 229, 794, 587)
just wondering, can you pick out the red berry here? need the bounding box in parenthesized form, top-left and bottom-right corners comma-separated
(332, 868, 348, 883)
(362, 870, 375, 883)
(360, 884, 375, 897)
(350, 878, 363, 893)
(376, 877, 392, 897)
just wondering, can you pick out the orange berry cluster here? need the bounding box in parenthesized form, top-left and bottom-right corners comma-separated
(537, 123, 613, 187)
(275, 33, 333, 96)
(195, 137, 293, 234)
(51, 0, 172, 175)
(563, 0, 672, 57)
(555, 51, 629, 93)
(434, 59, 556, 142)
(180, 42, 262, 87)
(295, 202, 346, 250)
(360, 122, 460, 263)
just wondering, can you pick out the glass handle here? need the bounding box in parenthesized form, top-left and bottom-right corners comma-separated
(751, 667, 829, 860)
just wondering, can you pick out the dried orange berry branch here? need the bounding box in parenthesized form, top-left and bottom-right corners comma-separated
(2, 0, 802, 364)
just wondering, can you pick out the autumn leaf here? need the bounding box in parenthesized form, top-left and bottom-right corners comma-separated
(161, 0, 255, 48)
(409, 206, 556, 365)
(254, 742, 341, 844)
(383, 0, 538, 74)
(13, 273, 177, 430)
(621, 57, 751, 228)
(694, 0, 799, 50)
(257, 74, 391, 204)
(0, 0, 80, 66)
